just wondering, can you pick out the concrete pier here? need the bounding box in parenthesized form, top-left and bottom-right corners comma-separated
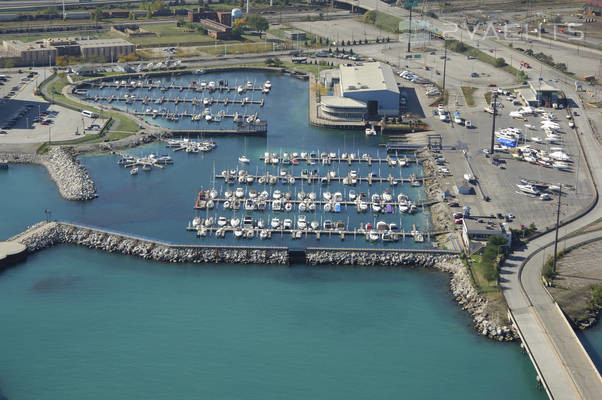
(0, 241, 27, 270)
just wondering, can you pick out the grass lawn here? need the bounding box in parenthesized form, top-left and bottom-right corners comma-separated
(359, 10, 403, 34)
(461, 87, 477, 107)
(445, 39, 528, 83)
(105, 23, 216, 46)
(44, 73, 138, 141)
(484, 91, 492, 105)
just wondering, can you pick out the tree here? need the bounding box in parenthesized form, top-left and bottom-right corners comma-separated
(232, 24, 243, 39)
(487, 234, 507, 247)
(494, 57, 506, 67)
(129, 11, 137, 20)
(56, 56, 68, 66)
(363, 10, 376, 25)
(91, 7, 103, 22)
(246, 14, 269, 37)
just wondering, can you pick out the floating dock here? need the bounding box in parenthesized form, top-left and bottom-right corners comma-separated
(90, 81, 269, 93)
(88, 96, 264, 107)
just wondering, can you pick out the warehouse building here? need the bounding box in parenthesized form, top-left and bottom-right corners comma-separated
(1, 38, 135, 66)
(2, 40, 57, 66)
(319, 62, 400, 120)
(77, 38, 136, 59)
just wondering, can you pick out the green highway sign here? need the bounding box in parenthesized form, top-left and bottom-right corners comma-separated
(414, 54, 421, 58)
(404, 1, 418, 7)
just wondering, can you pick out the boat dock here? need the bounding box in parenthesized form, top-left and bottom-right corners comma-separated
(214, 173, 427, 185)
(90, 81, 269, 93)
(88, 95, 265, 107)
(193, 195, 437, 210)
(259, 154, 420, 166)
(185, 224, 445, 242)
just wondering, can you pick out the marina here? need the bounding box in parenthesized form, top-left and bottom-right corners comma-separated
(75, 73, 271, 134)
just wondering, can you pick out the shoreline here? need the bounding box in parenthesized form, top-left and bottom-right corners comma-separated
(1, 147, 96, 201)
(7, 220, 516, 341)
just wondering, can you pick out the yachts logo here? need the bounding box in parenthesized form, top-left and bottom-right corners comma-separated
(439, 22, 584, 42)
(398, 19, 431, 45)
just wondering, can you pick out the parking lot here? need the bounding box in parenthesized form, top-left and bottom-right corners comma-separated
(425, 90, 594, 232)
(0, 68, 106, 145)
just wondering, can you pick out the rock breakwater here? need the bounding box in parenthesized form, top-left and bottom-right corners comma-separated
(10, 222, 516, 341)
(13, 222, 288, 265)
(1, 148, 96, 201)
(307, 249, 517, 341)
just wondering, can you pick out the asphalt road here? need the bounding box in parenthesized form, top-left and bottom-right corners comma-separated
(346, 0, 602, 398)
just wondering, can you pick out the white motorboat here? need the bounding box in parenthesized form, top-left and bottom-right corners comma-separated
(272, 200, 282, 211)
(239, 155, 250, 164)
(273, 189, 282, 199)
(310, 220, 319, 230)
(283, 219, 292, 229)
(260, 230, 269, 240)
(365, 126, 377, 136)
(324, 202, 332, 212)
(217, 216, 228, 227)
(204, 217, 213, 227)
(517, 184, 539, 195)
(130, 167, 138, 175)
(245, 199, 256, 211)
(230, 217, 240, 228)
(271, 218, 280, 228)
(235, 187, 245, 198)
(323, 191, 332, 201)
(348, 190, 357, 201)
(284, 202, 293, 212)
(257, 219, 265, 229)
(299, 202, 306, 212)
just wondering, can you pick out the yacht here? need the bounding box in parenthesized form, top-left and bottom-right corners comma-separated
(517, 184, 539, 195)
(297, 215, 307, 230)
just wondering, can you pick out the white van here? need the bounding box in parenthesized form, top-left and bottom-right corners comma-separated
(81, 110, 96, 118)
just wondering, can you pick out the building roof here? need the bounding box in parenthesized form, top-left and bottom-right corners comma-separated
(517, 88, 537, 102)
(463, 219, 504, 236)
(77, 38, 134, 48)
(339, 62, 399, 94)
(320, 96, 366, 109)
(529, 79, 558, 92)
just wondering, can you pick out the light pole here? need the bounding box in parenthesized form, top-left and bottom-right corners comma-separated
(490, 92, 498, 155)
(442, 35, 448, 93)
(552, 185, 562, 273)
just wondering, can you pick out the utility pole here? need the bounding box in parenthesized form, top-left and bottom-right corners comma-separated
(490, 92, 498, 155)
(405, 1, 418, 53)
(552, 185, 562, 272)
(442, 35, 448, 93)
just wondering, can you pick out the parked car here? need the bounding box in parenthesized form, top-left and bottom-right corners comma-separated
(470, 72, 479, 77)
(465, 120, 472, 128)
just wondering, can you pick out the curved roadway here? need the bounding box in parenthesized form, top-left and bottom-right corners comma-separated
(346, 1, 602, 398)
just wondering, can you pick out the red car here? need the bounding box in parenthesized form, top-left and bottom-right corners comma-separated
(488, 83, 497, 87)
(454, 218, 464, 224)
(40, 121, 49, 125)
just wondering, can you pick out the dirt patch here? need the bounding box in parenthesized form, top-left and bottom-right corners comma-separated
(548, 239, 602, 329)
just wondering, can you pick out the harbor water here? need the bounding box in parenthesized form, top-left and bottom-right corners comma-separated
(0, 70, 588, 398)
(0, 247, 546, 400)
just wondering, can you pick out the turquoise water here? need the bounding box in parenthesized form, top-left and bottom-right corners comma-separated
(0, 71, 565, 398)
(0, 247, 545, 400)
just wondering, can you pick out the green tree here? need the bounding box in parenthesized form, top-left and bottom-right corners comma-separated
(487, 234, 507, 247)
(246, 14, 269, 37)
(494, 57, 507, 67)
(91, 7, 103, 22)
(363, 10, 376, 25)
